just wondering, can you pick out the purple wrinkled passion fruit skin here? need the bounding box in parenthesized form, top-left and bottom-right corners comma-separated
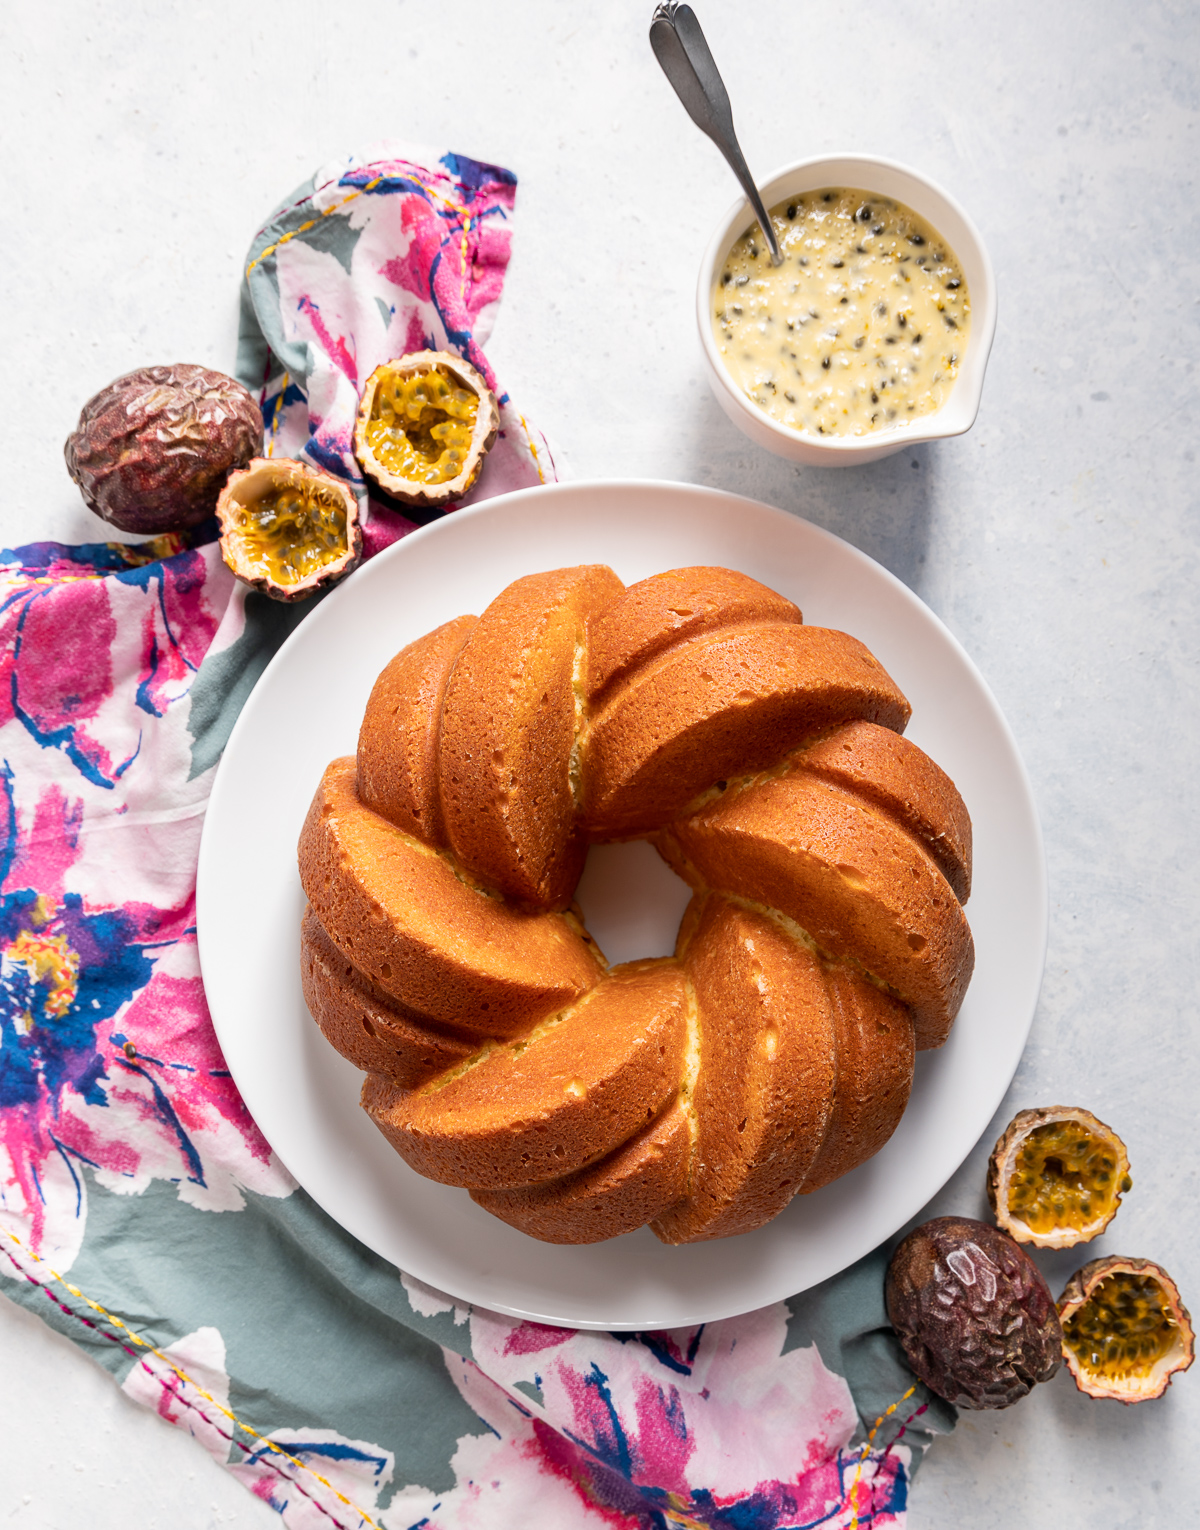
(885, 1215, 1062, 1409)
(65, 364, 264, 534)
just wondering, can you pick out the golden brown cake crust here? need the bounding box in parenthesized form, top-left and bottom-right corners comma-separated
(301, 905, 478, 1090)
(356, 614, 477, 846)
(582, 624, 911, 835)
(796, 720, 972, 902)
(298, 758, 603, 1033)
(587, 566, 802, 706)
(665, 770, 973, 1049)
(439, 566, 624, 909)
(297, 565, 975, 1244)
(653, 896, 840, 1244)
(798, 964, 915, 1193)
(361, 962, 689, 1190)
(472, 1100, 692, 1244)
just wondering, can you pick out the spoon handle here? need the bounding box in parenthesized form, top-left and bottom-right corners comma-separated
(649, 2, 782, 265)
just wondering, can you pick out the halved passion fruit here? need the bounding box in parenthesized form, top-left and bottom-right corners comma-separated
(987, 1105, 1131, 1249)
(354, 351, 499, 509)
(216, 457, 362, 602)
(1058, 1257, 1194, 1403)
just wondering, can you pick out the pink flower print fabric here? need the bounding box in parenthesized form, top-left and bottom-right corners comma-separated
(0, 538, 294, 1275)
(436, 1284, 920, 1528)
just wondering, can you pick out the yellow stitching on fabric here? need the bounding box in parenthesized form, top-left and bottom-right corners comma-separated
(246, 169, 473, 283)
(662, 1503, 710, 1529)
(459, 211, 471, 299)
(846, 1384, 917, 1530)
(2, 1225, 382, 1530)
(266, 372, 290, 457)
(245, 179, 379, 278)
(517, 415, 546, 484)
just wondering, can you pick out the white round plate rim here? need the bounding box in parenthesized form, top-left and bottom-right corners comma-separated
(197, 478, 1046, 1331)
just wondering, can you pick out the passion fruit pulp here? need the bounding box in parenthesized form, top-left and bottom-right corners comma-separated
(216, 458, 362, 602)
(354, 351, 499, 509)
(1058, 1256, 1194, 1403)
(988, 1105, 1131, 1249)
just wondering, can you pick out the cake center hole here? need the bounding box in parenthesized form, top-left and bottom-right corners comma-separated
(573, 840, 694, 967)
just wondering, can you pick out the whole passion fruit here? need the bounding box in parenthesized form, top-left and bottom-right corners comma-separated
(1058, 1256, 1194, 1403)
(988, 1105, 1131, 1249)
(216, 458, 362, 603)
(65, 364, 263, 534)
(886, 1216, 1062, 1409)
(354, 351, 499, 509)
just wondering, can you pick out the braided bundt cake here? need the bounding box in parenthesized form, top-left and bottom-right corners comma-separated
(298, 565, 974, 1244)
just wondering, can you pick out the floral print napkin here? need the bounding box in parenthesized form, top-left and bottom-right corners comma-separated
(0, 143, 951, 1529)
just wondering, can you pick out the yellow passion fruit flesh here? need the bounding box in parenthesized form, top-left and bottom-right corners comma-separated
(366, 370, 475, 483)
(354, 351, 499, 509)
(987, 1105, 1131, 1248)
(217, 458, 362, 603)
(1058, 1257, 1194, 1402)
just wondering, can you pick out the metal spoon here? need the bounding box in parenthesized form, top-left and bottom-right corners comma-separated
(649, 2, 782, 265)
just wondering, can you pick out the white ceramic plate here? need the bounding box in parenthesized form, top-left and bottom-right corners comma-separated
(197, 480, 1046, 1331)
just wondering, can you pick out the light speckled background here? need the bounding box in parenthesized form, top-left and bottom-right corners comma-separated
(1, 2, 1196, 1525)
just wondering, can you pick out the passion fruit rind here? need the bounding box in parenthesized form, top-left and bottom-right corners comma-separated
(1058, 1256, 1195, 1403)
(886, 1216, 1062, 1410)
(354, 350, 500, 509)
(65, 364, 264, 534)
(987, 1105, 1131, 1250)
(216, 457, 362, 603)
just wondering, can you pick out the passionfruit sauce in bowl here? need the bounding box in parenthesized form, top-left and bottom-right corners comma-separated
(713, 187, 970, 440)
